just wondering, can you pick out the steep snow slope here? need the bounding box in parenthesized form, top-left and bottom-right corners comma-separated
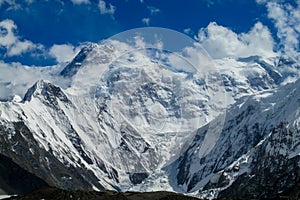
(166, 78, 300, 199)
(1, 79, 160, 190)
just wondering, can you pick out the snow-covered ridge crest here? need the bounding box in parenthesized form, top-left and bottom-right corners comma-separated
(23, 80, 63, 101)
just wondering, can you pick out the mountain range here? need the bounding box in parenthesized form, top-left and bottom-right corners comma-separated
(0, 41, 300, 199)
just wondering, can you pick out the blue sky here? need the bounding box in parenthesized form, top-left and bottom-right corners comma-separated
(0, 0, 299, 66)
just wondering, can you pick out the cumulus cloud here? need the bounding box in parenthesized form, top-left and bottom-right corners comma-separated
(98, 0, 115, 15)
(70, 0, 89, 4)
(50, 44, 81, 63)
(197, 22, 276, 59)
(142, 18, 150, 26)
(182, 43, 217, 72)
(0, 19, 42, 57)
(265, 1, 300, 58)
(0, 61, 66, 100)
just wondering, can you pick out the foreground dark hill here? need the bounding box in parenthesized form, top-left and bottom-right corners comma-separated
(6, 187, 199, 200)
(4, 187, 300, 200)
(0, 154, 48, 195)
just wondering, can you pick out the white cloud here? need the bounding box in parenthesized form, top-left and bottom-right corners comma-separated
(8, 40, 36, 56)
(0, 0, 36, 8)
(202, 0, 215, 7)
(25, 0, 34, 3)
(197, 22, 276, 59)
(184, 28, 193, 35)
(133, 36, 146, 49)
(255, 0, 285, 4)
(138, 6, 157, 28)
(0, 19, 41, 56)
(50, 44, 81, 63)
(265, 1, 300, 58)
(0, 19, 17, 46)
(0, 61, 66, 100)
(0, 0, 21, 9)
(98, 0, 115, 15)
(142, 18, 150, 26)
(147, 6, 160, 15)
(70, 0, 90, 5)
(182, 43, 217, 72)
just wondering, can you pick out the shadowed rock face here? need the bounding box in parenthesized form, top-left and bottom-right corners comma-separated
(217, 123, 300, 199)
(0, 154, 48, 195)
(167, 78, 300, 199)
(60, 43, 97, 77)
(7, 187, 200, 200)
(0, 120, 104, 192)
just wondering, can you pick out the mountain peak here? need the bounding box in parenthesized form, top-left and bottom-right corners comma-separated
(23, 80, 68, 103)
(60, 43, 98, 77)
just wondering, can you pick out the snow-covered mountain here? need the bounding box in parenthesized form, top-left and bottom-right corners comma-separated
(0, 41, 299, 199)
(167, 78, 300, 199)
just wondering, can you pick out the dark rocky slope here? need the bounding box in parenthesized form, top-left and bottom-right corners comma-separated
(0, 154, 48, 195)
(6, 187, 200, 200)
